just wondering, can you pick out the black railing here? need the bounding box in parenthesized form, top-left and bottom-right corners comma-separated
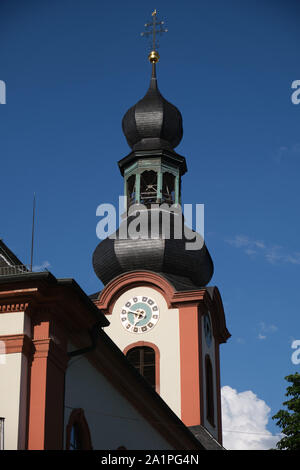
(0, 265, 30, 276)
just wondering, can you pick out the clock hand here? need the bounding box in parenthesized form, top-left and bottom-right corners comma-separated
(132, 312, 140, 326)
(129, 309, 146, 326)
(128, 311, 141, 324)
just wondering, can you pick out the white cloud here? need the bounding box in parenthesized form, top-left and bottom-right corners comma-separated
(254, 241, 265, 249)
(236, 337, 245, 344)
(32, 260, 51, 272)
(257, 322, 278, 340)
(226, 234, 300, 266)
(245, 248, 257, 256)
(226, 235, 251, 248)
(258, 333, 266, 340)
(221, 386, 280, 450)
(275, 143, 300, 163)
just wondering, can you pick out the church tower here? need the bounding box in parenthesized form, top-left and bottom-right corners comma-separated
(92, 12, 230, 445)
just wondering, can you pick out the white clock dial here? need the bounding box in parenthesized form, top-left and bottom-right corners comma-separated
(120, 295, 160, 334)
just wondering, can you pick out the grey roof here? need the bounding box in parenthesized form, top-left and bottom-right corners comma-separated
(189, 425, 226, 450)
(0, 239, 24, 267)
(93, 209, 214, 288)
(122, 63, 183, 152)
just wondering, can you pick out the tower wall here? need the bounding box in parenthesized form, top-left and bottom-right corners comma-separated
(109, 286, 182, 418)
(96, 271, 230, 444)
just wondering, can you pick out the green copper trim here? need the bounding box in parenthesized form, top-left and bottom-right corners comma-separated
(124, 178, 128, 200)
(175, 174, 180, 205)
(157, 171, 162, 201)
(135, 173, 141, 203)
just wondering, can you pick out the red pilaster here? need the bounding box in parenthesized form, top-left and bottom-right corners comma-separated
(27, 315, 68, 450)
(179, 303, 203, 427)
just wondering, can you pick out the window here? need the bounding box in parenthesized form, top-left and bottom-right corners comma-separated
(162, 172, 175, 204)
(127, 175, 136, 206)
(0, 418, 4, 450)
(140, 171, 157, 205)
(126, 346, 156, 389)
(66, 409, 92, 450)
(69, 423, 82, 450)
(205, 355, 215, 426)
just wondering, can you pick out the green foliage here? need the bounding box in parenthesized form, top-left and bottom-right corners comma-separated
(272, 372, 300, 450)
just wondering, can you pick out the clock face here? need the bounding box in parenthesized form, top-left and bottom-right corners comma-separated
(203, 313, 212, 347)
(120, 295, 160, 334)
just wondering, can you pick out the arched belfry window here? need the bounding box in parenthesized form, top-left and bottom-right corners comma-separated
(162, 172, 175, 204)
(205, 355, 215, 427)
(125, 344, 160, 392)
(127, 174, 136, 206)
(140, 170, 157, 205)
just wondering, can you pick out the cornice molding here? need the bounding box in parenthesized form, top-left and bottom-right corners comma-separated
(0, 302, 30, 313)
(97, 271, 207, 311)
(0, 333, 34, 358)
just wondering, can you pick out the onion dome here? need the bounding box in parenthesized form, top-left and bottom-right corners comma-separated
(122, 64, 183, 151)
(93, 208, 214, 288)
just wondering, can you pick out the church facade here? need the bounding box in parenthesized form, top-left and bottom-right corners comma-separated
(0, 23, 230, 450)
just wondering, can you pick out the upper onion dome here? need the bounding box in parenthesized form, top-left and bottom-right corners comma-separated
(122, 64, 183, 151)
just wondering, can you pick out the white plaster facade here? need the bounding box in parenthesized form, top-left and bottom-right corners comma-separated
(64, 348, 173, 450)
(106, 286, 182, 419)
(0, 312, 31, 450)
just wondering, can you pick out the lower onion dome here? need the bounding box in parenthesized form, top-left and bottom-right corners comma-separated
(92, 207, 213, 287)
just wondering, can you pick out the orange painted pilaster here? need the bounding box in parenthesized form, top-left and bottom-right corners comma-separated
(179, 304, 203, 427)
(27, 316, 68, 450)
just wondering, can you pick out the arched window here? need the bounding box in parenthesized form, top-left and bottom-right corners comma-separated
(66, 409, 92, 450)
(127, 175, 136, 206)
(140, 171, 157, 205)
(162, 172, 175, 204)
(126, 346, 156, 390)
(69, 422, 81, 450)
(205, 355, 215, 426)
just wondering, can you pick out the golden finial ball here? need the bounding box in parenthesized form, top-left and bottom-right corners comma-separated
(148, 50, 160, 64)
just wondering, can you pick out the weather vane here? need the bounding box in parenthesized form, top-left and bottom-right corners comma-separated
(141, 9, 168, 64)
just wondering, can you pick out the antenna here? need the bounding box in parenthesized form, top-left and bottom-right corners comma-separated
(30, 193, 36, 272)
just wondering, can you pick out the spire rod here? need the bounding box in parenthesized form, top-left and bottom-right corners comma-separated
(30, 192, 36, 272)
(141, 9, 168, 64)
(152, 9, 157, 52)
(151, 62, 157, 79)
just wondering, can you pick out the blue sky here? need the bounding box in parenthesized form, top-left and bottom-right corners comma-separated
(1, 0, 300, 448)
